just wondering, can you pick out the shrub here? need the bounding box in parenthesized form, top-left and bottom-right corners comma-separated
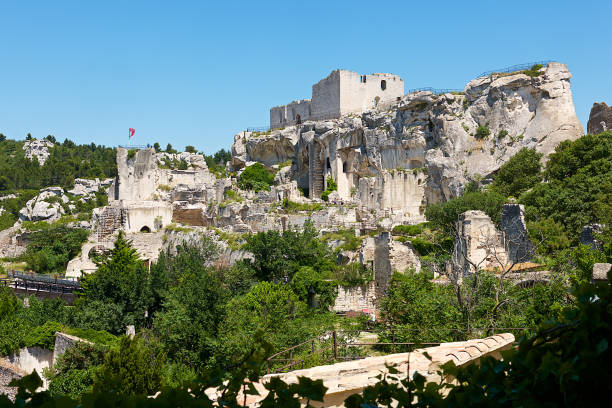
(523, 63, 544, 77)
(237, 163, 275, 191)
(490, 147, 543, 197)
(334, 263, 373, 287)
(425, 190, 506, 233)
(497, 129, 508, 138)
(321, 177, 337, 202)
(391, 224, 424, 236)
(475, 125, 490, 139)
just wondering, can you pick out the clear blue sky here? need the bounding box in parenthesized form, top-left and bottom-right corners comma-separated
(1, 0, 610, 154)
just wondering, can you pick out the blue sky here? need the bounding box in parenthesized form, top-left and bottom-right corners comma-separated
(0, 0, 610, 154)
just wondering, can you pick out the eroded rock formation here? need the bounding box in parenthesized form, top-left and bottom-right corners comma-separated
(587, 102, 612, 134)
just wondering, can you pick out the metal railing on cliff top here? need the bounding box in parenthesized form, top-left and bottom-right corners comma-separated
(476, 60, 556, 78)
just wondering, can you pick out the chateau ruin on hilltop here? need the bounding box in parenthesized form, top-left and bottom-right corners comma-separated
(270, 70, 404, 128)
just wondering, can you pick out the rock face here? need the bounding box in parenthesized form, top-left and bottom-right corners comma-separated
(587, 102, 612, 134)
(233, 63, 583, 213)
(499, 204, 533, 263)
(19, 187, 67, 222)
(22, 139, 54, 165)
(68, 178, 113, 197)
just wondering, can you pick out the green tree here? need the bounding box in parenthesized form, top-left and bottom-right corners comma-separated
(237, 163, 275, 191)
(290, 266, 337, 309)
(79, 232, 151, 333)
(520, 132, 612, 240)
(378, 272, 461, 343)
(93, 335, 165, 396)
(425, 190, 506, 234)
(45, 342, 106, 400)
(217, 282, 330, 366)
(184, 145, 197, 153)
(153, 245, 229, 371)
(23, 226, 89, 274)
(490, 147, 543, 197)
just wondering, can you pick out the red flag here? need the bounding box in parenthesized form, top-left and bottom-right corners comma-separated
(128, 128, 135, 139)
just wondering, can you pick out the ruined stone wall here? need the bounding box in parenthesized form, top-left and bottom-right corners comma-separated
(123, 202, 173, 233)
(53, 332, 91, 364)
(374, 232, 392, 300)
(339, 71, 404, 115)
(332, 282, 377, 312)
(116, 148, 158, 201)
(453, 210, 507, 274)
(311, 70, 342, 121)
(357, 171, 425, 217)
(0, 360, 23, 401)
(7, 347, 53, 389)
(270, 99, 311, 129)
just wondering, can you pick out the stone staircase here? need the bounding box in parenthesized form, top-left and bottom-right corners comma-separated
(96, 206, 125, 242)
(312, 145, 324, 198)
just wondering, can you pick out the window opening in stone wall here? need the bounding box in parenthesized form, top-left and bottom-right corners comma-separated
(326, 157, 331, 169)
(342, 162, 347, 173)
(381, 80, 387, 90)
(296, 114, 301, 124)
(374, 96, 380, 108)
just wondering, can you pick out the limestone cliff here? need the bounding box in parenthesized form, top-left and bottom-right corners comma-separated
(232, 62, 583, 210)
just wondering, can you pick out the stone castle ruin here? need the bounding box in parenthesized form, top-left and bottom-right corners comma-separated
(271, 70, 404, 129)
(62, 62, 583, 311)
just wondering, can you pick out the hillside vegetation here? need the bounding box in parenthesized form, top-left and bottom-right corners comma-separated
(0, 133, 610, 405)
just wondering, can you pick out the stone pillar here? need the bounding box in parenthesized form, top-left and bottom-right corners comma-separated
(374, 232, 392, 300)
(499, 204, 534, 263)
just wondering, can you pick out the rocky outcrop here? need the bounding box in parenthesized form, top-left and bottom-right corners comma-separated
(23, 139, 54, 165)
(156, 152, 208, 169)
(499, 204, 533, 263)
(68, 178, 113, 197)
(18, 187, 67, 222)
(587, 102, 612, 134)
(592, 263, 611, 283)
(232, 63, 583, 212)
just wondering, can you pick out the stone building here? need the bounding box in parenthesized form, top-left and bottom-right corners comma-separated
(270, 70, 404, 129)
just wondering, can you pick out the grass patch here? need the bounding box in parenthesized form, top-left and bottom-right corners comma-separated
(281, 199, 323, 213)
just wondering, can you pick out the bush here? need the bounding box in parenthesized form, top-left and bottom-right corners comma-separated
(475, 126, 490, 139)
(237, 163, 275, 191)
(520, 132, 612, 240)
(523, 63, 544, 77)
(425, 190, 506, 233)
(391, 224, 424, 236)
(334, 263, 373, 287)
(93, 335, 165, 396)
(22, 226, 89, 274)
(490, 147, 543, 197)
(321, 176, 337, 202)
